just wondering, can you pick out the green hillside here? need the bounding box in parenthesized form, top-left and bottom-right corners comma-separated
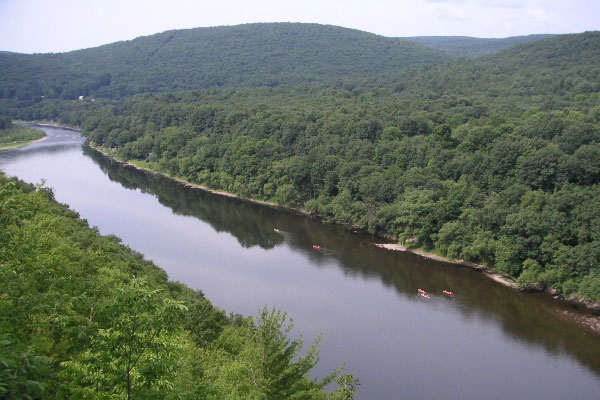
(387, 31, 600, 104)
(400, 34, 554, 57)
(0, 174, 356, 399)
(0, 23, 448, 100)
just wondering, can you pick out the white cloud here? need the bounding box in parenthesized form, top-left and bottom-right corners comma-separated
(425, 0, 524, 7)
(524, 6, 551, 21)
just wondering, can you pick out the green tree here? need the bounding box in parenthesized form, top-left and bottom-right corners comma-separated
(60, 278, 187, 400)
(200, 308, 356, 400)
(0, 335, 51, 400)
(0, 116, 12, 130)
(517, 144, 566, 191)
(249, 308, 331, 399)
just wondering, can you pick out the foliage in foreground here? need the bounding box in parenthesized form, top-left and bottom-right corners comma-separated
(0, 174, 356, 399)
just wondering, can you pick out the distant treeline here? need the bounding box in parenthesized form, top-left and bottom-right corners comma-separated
(400, 34, 555, 57)
(0, 23, 448, 101)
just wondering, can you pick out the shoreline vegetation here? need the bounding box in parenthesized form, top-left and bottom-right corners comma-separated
(0, 122, 46, 149)
(46, 122, 596, 327)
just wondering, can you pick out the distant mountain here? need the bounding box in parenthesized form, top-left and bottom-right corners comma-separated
(0, 23, 449, 100)
(400, 34, 555, 57)
(393, 31, 600, 100)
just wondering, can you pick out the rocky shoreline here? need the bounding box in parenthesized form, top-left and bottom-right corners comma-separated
(374, 242, 600, 334)
(374, 243, 521, 289)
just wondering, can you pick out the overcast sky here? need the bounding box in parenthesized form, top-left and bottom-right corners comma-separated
(0, 0, 598, 53)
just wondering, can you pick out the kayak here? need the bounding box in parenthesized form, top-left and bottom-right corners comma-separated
(312, 245, 323, 250)
(442, 290, 455, 297)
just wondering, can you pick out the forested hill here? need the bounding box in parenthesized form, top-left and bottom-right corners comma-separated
(400, 34, 554, 57)
(0, 23, 448, 100)
(388, 31, 600, 104)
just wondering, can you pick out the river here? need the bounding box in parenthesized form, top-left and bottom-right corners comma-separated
(2, 125, 600, 399)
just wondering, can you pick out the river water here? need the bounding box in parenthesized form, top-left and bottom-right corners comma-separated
(2, 125, 600, 399)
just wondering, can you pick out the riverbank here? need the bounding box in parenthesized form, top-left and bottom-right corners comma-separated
(0, 124, 47, 150)
(89, 144, 309, 214)
(90, 142, 600, 322)
(0, 134, 47, 150)
(374, 243, 521, 290)
(15, 119, 81, 131)
(24, 122, 600, 331)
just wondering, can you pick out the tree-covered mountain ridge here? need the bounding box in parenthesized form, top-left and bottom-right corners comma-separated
(400, 34, 555, 57)
(0, 22, 451, 100)
(384, 30, 600, 101)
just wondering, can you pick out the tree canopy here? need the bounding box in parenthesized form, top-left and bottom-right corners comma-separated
(0, 23, 448, 101)
(400, 34, 554, 57)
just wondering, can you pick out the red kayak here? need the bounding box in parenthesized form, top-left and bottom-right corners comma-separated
(442, 290, 455, 297)
(312, 245, 323, 250)
(417, 289, 430, 298)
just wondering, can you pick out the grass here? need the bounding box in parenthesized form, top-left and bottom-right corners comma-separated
(0, 126, 46, 149)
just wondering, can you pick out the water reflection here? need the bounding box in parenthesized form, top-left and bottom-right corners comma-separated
(84, 146, 600, 380)
(85, 147, 285, 250)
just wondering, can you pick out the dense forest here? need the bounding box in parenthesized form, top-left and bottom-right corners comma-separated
(400, 34, 554, 57)
(0, 174, 357, 399)
(0, 23, 449, 101)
